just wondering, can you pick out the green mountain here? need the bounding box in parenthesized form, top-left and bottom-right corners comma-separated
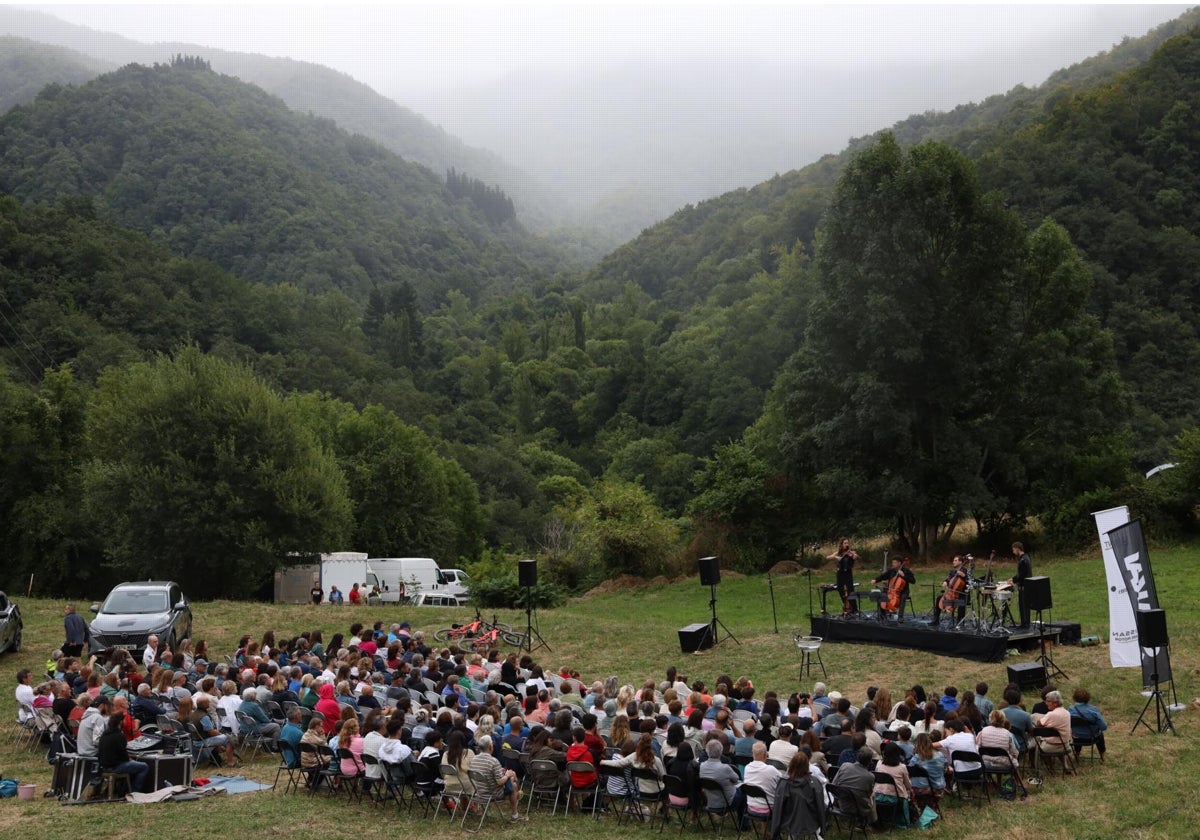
(0, 60, 568, 304)
(0, 36, 109, 114)
(0, 7, 572, 238)
(586, 10, 1200, 466)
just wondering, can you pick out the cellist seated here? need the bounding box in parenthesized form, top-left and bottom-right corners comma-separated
(931, 555, 969, 627)
(872, 555, 915, 614)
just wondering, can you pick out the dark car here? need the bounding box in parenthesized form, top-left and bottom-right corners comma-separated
(89, 581, 192, 658)
(0, 591, 21, 653)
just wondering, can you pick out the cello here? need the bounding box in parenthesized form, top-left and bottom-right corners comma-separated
(937, 555, 968, 615)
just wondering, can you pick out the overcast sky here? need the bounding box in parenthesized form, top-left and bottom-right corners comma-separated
(20, 2, 1193, 220)
(30, 3, 1187, 99)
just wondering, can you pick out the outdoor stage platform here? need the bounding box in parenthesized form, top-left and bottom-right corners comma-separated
(810, 613, 1060, 663)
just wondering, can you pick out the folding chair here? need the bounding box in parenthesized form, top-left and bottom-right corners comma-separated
(1031, 727, 1075, 777)
(631, 766, 665, 824)
(949, 750, 990, 807)
(297, 741, 330, 794)
(335, 747, 366, 803)
(526, 758, 566, 817)
(274, 741, 302, 794)
(234, 711, 272, 763)
(185, 720, 223, 769)
(463, 768, 505, 832)
(565, 760, 601, 816)
(376, 756, 414, 811)
(979, 746, 1026, 800)
(13, 705, 40, 751)
(872, 771, 909, 828)
(1070, 719, 1103, 766)
(740, 782, 773, 839)
(437, 763, 469, 820)
(410, 760, 443, 817)
(659, 773, 695, 835)
(907, 763, 943, 816)
(699, 775, 743, 838)
(825, 782, 871, 840)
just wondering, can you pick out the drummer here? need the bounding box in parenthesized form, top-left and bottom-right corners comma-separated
(872, 555, 916, 615)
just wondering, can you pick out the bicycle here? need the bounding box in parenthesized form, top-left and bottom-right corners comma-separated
(434, 610, 523, 650)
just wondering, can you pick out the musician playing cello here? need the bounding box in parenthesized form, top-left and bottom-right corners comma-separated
(872, 555, 916, 614)
(931, 555, 969, 627)
(827, 538, 860, 615)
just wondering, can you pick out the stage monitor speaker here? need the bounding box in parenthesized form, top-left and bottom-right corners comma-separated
(1007, 661, 1046, 691)
(518, 559, 537, 588)
(678, 622, 714, 653)
(1025, 576, 1052, 611)
(698, 556, 721, 587)
(1136, 608, 1168, 648)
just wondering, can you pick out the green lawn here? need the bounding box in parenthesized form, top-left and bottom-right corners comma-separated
(2, 548, 1198, 839)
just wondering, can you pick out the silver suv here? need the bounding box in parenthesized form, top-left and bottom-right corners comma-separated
(89, 581, 192, 658)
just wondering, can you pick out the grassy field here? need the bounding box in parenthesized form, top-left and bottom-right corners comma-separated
(2, 548, 1198, 839)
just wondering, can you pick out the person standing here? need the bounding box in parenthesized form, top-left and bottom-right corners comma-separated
(827, 538, 859, 615)
(309, 580, 323, 605)
(63, 604, 88, 658)
(1009, 542, 1033, 629)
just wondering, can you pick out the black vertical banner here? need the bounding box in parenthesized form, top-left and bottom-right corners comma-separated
(1106, 519, 1171, 685)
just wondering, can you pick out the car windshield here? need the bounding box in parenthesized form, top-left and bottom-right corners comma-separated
(102, 590, 169, 614)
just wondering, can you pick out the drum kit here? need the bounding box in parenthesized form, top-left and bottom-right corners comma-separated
(950, 572, 1016, 633)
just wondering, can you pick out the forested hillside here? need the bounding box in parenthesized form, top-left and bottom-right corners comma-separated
(5, 17, 1200, 601)
(0, 37, 106, 114)
(0, 60, 562, 304)
(0, 8, 576, 241)
(588, 11, 1200, 469)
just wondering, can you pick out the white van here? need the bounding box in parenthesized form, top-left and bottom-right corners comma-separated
(367, 558, 470, 604)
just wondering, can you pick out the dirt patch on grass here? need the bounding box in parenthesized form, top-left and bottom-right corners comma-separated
(582, 569, 747, 597)
(767, 560, 807, 575)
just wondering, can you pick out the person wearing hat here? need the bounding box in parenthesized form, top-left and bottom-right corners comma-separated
(76, 694, 111, 758)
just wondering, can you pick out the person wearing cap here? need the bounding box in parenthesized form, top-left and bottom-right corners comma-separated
(76, 694, 111, 757)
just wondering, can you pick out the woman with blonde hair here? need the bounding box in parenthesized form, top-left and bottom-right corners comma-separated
(338, 716, 365, 776)
(608, 713, 632, 750)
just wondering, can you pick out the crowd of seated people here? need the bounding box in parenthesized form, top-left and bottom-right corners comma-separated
(28, 621, 1107, 826)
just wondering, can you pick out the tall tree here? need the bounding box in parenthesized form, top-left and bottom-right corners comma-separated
(83, 346, 352, 597)
(774, 135, 1122, 557)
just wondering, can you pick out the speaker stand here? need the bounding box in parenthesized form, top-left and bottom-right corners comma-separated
(1034, 608, 1067, 681)
(768, 572, 779, 634)
(1132, 646, 1175, 735)
(707, 584, 740, 647)
(520, 586, 550, 654)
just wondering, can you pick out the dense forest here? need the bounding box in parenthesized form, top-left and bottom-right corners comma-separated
(4, 17, 1200, 600)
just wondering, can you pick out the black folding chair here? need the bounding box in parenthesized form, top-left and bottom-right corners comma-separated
(699, 776, 742, 838)
(949, 750, 989, 807)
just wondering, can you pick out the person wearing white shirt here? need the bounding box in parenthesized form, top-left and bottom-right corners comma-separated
(142, 635, 159, 670)
(743, 741, 784, 812)
(939, 718, 981, 777)
(15, 669, 35, 721)
(379, 718, 414, 765)
(767, 723, 799, 766)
